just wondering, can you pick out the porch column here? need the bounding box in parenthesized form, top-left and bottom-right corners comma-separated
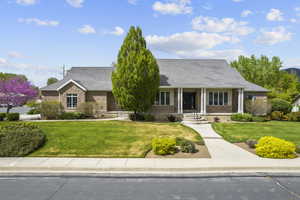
(203, 88, 207, 114)
(200, 88, 204, 114)
(177, 88, 183, 114)
(180, 88, 183, 114)
(238, 88, 244, 113)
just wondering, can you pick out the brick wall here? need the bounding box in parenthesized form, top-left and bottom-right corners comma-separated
(86, 91, 108, 112)
(59, 83, 86, 111)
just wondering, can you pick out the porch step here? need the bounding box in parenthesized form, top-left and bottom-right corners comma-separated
(182, 120, 210, 125)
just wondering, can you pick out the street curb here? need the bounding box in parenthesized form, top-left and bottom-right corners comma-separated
(0, 172, 300, 178)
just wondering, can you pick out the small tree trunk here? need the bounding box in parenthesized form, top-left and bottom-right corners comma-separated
(6, 105, 12, 114)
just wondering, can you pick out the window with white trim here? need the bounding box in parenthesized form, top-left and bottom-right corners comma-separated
(67, 94, 78, 108)
(208, 91, 229, 106)
(155, 92, 170, 105)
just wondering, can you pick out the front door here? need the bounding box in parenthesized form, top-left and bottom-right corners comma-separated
(183, 92, 196, 110)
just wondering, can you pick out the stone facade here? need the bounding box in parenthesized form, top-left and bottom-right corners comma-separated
(41, 91, 59, 102)
(41, 83, 268, 116)
(107, 92, 122, 111)
(86, 91, 107, 112)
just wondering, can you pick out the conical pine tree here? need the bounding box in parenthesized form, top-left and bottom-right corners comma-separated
(112, 26, 160, 113)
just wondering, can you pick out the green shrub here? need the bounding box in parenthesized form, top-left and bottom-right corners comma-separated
(77, 102, 98, 118)
(296, 145, 300, 154)
(144, 114, 155, 122)
(40, 101, 63, 119)
(129, 113, 145, 121)
(0, 113, 6, 121)
(271, 111, 284, 121)
(255, 136, 297, 159)
(0, 123, 46, 157)
(58, 112, 86, 120)
(27, 109, 41, 115)
(152, 137, 177, 155)
(176, 137, 197, 153)
(285, 112, 300, 122)
(7, 113, 20, 121)
(231, 113, 253, 122)
(167, 115, 177, 122)
(271, 98, 292, 114)
(246, 139, 257, 149)
(252, 116, 268, 122)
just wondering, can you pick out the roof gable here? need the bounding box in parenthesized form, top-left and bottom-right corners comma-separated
(57, 79, 87, 91)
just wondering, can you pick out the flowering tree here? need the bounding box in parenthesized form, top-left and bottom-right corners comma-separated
(0, 78, 38, 113)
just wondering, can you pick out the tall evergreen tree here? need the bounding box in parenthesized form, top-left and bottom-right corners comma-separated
(112, 26, 160, 113)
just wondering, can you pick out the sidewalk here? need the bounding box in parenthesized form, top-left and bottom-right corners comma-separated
(0, 157, 300, 173)
(183, 123, 258, 160)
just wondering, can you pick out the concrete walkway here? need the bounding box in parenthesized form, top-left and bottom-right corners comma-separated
(183, 123, 258, 161)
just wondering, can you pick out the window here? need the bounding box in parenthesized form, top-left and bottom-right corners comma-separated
(155, 91, 170, 105)
(67, 94, 78, 108)
(208, 91, 229, 106)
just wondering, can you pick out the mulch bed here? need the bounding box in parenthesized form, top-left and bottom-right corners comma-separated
(146, 144, 211, 158)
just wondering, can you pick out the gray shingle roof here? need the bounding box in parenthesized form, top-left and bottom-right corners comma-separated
(41, 59, 268, 92)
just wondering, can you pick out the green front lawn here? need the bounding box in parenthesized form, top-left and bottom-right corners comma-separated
(7, 121, 201, 158)
(212, 121, 300, 146)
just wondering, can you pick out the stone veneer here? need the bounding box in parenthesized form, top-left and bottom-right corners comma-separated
(59, 82, 86, 111)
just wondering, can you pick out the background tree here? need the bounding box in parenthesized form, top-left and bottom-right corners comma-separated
(0, 72, 27, 81)
(231, 55, 300, 102)
(47, 77, 59, 86)
(0, 77, 37, 113)
(112, 26, 160, 114)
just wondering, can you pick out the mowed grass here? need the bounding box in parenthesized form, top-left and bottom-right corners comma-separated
(6, 121, 202, 158)
(212, 121, 300, 146)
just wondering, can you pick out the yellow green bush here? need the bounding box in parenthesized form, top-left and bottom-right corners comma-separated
(152, 137, 177, 155)
(255, 136, 297, 159)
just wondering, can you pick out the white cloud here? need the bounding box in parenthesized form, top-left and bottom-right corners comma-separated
(256, 26, 292, 45)
(78, 25, 96, 34)
(241, 10, 253, 17)
(128, 0, 137, 5)
(18, 18, 59, 26)
(0, 58, 7, 65)
(146, 31, 239, 53)
(176, 49, 245, 60)
(290, 18, 297, 23)
(8, 51, 24, 59)
(232, 0, 243, 2)
(16, 0, 37, 6)
(0, 60, 60, 86)
(152, 0, 192, 15)
(66, 0, 84, 8)
(266, 9, 284, 21)
(110, 26, 125, 36)
(146, 31, 243, 60)
(192, 16, 254, 36)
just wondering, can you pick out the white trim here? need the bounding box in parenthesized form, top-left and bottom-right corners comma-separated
(203, 88, 207, 114)
(57, 79, 87, 92)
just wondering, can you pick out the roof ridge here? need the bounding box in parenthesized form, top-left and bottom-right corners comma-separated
(157, 58, 227, 61)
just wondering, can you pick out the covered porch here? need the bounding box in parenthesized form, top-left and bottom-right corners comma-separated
(177, 88, 244, 114)
(154, 88, 245, 115)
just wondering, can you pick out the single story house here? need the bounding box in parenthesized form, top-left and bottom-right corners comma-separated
(41, 59, 268, 119)
(292, 95, 300, 112)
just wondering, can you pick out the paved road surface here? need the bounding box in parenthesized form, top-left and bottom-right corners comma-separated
(0, 175, 300, 200)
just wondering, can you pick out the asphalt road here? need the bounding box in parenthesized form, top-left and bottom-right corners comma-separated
(0, 175, 300, 200)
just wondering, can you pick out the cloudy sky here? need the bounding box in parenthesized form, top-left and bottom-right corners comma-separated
(1, 0, 300, 86)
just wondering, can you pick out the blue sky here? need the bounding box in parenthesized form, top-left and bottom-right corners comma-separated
(1, 0, 300, 86)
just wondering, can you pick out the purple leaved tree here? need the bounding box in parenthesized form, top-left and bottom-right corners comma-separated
(0, 77, 38, 113)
